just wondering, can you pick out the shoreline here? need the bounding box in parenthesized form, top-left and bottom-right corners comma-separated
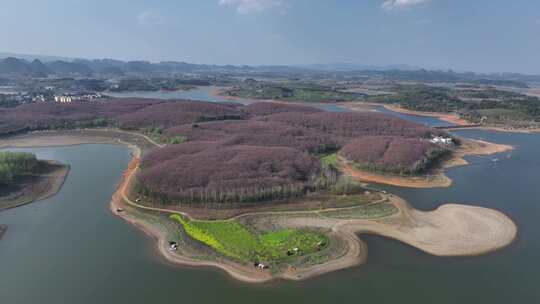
(1, 130, 518, 283)
(377, 104, 470, 126)
(344, 102, 540, 134)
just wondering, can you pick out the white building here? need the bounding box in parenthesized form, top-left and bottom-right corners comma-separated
(54, 93, 103, 103)
(430, 136, 453, 145)
(54, 95, 73, 103)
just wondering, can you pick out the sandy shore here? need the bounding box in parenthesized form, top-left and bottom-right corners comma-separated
(1, 130, 518, 283)
(340, 160, 452, 188)
(347, 196, 517, 257)
(343, 102, 540, 134)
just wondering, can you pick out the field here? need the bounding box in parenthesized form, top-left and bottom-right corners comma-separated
(170, 214, 327, 263)
(321, 153, 338, 168)
(320, 202, 398, 219)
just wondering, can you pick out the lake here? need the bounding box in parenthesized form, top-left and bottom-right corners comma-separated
(1, 91, 539, 303)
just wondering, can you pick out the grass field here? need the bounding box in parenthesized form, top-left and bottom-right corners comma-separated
(170, 214, 327, 262)
(321, 153, 338, 168)
(320, 202, 398, 219)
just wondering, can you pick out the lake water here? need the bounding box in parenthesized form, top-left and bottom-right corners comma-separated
(106, 87, 233, 103)
(1, 92, 539, 303)
(107, 87, 353, 112)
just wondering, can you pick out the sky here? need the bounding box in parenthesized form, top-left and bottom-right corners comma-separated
(1, 0, 539, 73)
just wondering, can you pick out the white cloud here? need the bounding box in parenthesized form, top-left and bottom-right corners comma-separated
(137, 11, 161, 25)
(382, 0, 431, 10)
(219, 0, 281, 14)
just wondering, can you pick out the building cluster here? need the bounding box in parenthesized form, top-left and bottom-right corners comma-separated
(31, 95, 47, 103)
(54, 93, 103, 103)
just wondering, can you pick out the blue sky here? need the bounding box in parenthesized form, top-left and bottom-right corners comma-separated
(1, 0, 539, 73)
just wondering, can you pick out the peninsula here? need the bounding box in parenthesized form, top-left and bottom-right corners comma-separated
(0, 151, 69, 211)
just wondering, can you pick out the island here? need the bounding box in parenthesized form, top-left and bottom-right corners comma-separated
(0, 98, 517, 282)
(0, 151, 69, 211)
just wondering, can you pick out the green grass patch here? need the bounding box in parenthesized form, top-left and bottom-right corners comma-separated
(143, 127, 186, 145)
(321, 153, 338, 168)
(170, 214, 327, 263)
(329, 194, 374, 206)
(321, 202, 398, 219)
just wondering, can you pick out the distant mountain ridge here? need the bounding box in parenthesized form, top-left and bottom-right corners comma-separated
(0, 52, 539, 82)
(0, 52, 430, 76)
(0, 57, 95, 76)
(298, 63, 424, 72)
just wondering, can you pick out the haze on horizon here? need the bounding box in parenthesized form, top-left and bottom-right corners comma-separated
(1, 0, 539, 74)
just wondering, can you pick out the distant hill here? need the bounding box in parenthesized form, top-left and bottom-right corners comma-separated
(0, 57, 94, 76)
(29, 59, 53, 75)
(0, 57, 34, 75)
(47, 60, 94, 75)
(299, 63, 423, 72)
(0, 52, 73, 62)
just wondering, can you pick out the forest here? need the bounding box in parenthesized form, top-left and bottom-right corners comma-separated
(0, 151, 38, 183)
(0, 98, 451, 205)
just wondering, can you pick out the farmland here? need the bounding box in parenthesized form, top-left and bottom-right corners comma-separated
(170, 214, 327, 263)
(320, 202, 398, 219)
